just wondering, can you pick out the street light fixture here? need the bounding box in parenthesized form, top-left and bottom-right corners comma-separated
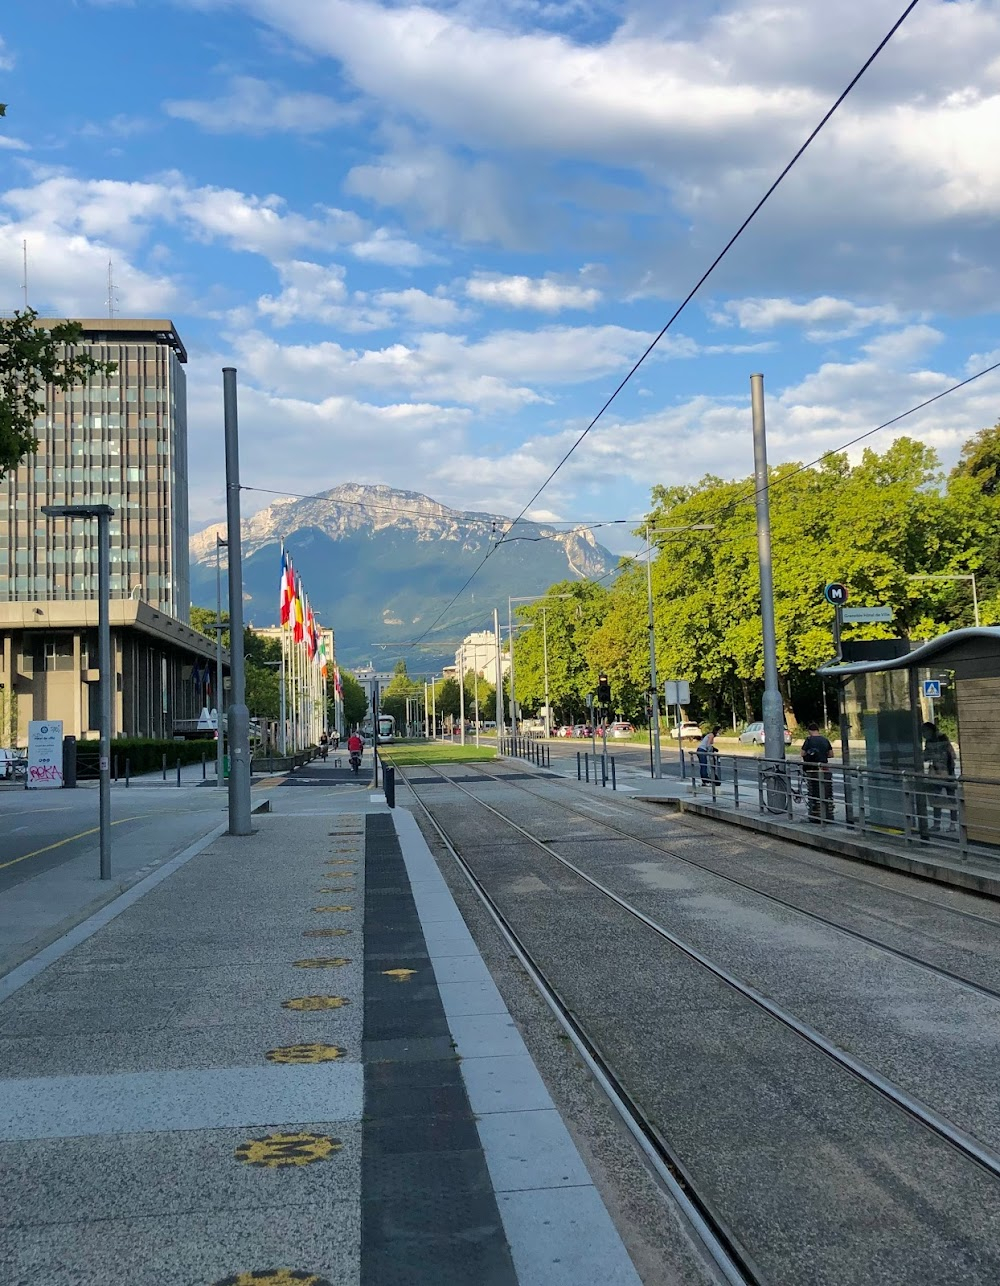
(510, 593, 573, 738)
(908, 573, 980, 628)
(644, 524, 714, 779)
(42, 502, 114, 879)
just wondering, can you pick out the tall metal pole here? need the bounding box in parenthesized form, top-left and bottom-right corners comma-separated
(97, 510, 112, 880)
(279, 631, 287, 754)
(972, 574, 980, 629)
(459, 644, 466, 746)
(430, 677, 436, 739)
(493, 608, 503, 734)
(474, 666, 481, 747)
(223, 367, 252, 834)
(424, 682, 429, 738)
(542, 607, 551, 739)
(507, 596, 516, 733)
(750, 373, 785, 771)
(645, 526, 662, 780)
(215, 535, 226, 786)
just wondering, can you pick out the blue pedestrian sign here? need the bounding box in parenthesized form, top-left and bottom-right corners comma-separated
(922, 679, 942, 699)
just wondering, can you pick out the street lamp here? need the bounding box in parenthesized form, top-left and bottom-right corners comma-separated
(510, 593, 573, 738)
(909, 573, 980, 628)
(644, 525, 714, 779)
(42, 503, 114, 879)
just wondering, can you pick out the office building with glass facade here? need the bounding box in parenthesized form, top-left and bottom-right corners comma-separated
(0, 318, 190, 620)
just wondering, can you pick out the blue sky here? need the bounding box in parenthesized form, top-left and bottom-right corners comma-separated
(2, 0, 999, 557)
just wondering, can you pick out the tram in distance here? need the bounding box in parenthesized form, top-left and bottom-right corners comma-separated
(377, 713, 396, 743)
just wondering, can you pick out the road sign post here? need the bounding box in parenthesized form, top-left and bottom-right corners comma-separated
(664, 680, 690, 776)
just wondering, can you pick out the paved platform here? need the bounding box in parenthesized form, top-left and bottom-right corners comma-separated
(0, 762, 640, 1285)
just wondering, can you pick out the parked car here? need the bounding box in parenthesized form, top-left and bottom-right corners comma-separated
(606, 721, 636, 739)
(573, 724, 593, 738)
(0, 748, 16, 779)
(738, 720, 792, 747)
(669, 722, 703, 740)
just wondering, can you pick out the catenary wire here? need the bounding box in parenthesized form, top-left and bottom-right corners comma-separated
(493, 0, 923, 544)
(402, 0, 922, 644)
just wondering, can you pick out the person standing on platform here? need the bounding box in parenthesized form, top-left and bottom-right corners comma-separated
(801, 722, 834, 822)
(922, 721, 958, 832)
(697, 726, 722, 784)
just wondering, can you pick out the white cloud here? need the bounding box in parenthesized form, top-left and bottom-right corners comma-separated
(372, 288, 464, 325)
(165, 75, 354, 134)
(0, 37, 14, 72)
(714, 296, 906, 341)
(466, 273, 601, 312)
(256, 259, 392, 330)
(0, 136, 29, 152)
(349, 227, 438, 267)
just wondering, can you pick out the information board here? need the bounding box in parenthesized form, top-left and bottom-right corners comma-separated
(27, 720, 64, 790)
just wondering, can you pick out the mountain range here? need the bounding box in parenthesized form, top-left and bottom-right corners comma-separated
(189, 484, 617, 672)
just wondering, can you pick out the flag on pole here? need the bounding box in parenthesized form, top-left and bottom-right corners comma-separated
(293, 576, 305, 644)
(318, 635, 329, 678)
(279, 548, 293, 625)
(305, 603, 317, 660)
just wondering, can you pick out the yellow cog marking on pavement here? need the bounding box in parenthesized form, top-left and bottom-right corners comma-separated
(293, 957, 351, 968)
(265, 1043, 345, 1064)
(302, 928, 351, 938)
(212, 1272, 332, 1286)
(382, 968, 418, 982)
(281, 995, 350, 1010)
(325, 859, 355, 866)
(235, 1133, 341, 1169)
(312, 905, 352, 913)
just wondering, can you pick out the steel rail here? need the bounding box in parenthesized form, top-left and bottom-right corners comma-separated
(539, 746, 1000, 927)
(408, 760, 1000, 1185)
(462, 758, 1000, 1005)
(398, 763, 759, 1286)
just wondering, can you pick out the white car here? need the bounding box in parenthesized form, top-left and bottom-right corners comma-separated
(606, 722, 636, 739)
(669, 722, 703, 740)
(739, 720, 792, 747)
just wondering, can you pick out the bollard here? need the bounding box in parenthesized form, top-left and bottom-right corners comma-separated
(577, 751, 581, 780)
(202, 752, 207, 781)
(114, 755, 119, 782)
(383, 763, 396, 809)
(162, 753, 167, 782)
(176, 758, 182, 787)
(125, 758, 130, 788)
(62, 735, 78, 789)
(601, 755, 607, 788)
(611, 758, 617, 791)
(585, 752, 590, 783)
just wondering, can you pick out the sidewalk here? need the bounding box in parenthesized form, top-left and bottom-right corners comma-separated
(0, 762, 640, 1285)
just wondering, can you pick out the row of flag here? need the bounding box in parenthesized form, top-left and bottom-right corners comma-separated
(279, 546, 331, 679)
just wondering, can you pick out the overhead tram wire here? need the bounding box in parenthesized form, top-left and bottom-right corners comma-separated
(407, 351, 1000, 639)
(495, 0, 922, 546)
(401, 0, 923, 646)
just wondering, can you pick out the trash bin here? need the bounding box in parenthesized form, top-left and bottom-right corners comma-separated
(383, 763, 396, 809)
(63, 735, 77, 789)
(223, 753, 230, 781)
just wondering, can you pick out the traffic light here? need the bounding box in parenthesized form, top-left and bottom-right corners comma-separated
(596, 674, 611, 706)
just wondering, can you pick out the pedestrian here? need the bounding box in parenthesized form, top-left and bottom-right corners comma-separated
(801, 722, 834, 823)
(330, 729, 340, 752)
(697, 726, 722, 784)
(922, 721, 958, 832)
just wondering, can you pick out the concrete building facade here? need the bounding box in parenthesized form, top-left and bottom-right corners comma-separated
(456, 630, 509, 688)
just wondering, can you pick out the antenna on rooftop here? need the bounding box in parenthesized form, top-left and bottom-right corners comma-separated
(107, 260, 117, 319)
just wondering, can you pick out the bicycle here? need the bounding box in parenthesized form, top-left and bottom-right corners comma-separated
(759, 762, 803, 814)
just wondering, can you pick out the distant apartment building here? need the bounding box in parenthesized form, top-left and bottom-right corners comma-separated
(456, 630, 509, 688)
(0, 319, 223, 745)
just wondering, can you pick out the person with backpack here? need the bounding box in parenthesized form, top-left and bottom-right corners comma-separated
(801, 722, 834, 823)
(922, 721, 958, 832)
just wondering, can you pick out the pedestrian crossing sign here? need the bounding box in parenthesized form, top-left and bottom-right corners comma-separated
(922, 679, 942, 699)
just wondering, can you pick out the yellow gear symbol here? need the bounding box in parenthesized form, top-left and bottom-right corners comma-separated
(320, 871, 353, 879)
(302, 928, 351, 938)
(213, 1272, 333, 1286)
(281, 995, 350, 1011)
(293, 957, 351, 969)
(265, 1043, 344, 1064)
(382, 968, 418, 982)
(312, 905, 352, 913)
(235, 1132, 341, 1169)
(325, 859, 355, 866)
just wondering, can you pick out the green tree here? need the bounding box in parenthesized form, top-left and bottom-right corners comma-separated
(340, 670, 368, 729)
(1, 309, 117, 476)
(435, 677, 462, 720)
(512, 582, 610, 723)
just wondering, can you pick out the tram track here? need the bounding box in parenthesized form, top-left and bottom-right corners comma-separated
(399, 757, 1000, 1286)
(451, 758, 1000, 1005)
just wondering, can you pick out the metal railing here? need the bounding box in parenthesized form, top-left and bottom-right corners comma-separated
(684, 751, 1000, 861)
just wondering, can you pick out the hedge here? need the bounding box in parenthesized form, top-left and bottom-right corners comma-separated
(75, 737, 215, 778)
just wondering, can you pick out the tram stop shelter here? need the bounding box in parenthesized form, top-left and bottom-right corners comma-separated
(818, 627, 1000, 847)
